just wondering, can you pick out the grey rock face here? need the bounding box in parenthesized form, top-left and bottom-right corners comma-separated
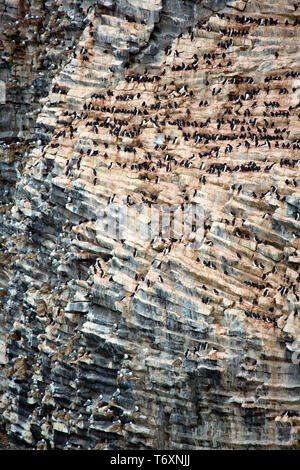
(0, 0, 299, 450)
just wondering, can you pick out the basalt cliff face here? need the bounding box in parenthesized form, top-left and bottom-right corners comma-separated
(0, 0, 300, 450)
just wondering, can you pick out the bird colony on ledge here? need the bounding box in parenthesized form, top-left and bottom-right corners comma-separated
(0, 0, 299, 450)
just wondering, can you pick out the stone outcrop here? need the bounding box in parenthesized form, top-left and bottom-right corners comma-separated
(0, 0, 299, 450)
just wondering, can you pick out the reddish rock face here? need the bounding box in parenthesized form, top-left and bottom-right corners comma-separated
(0, 0, 299, 450)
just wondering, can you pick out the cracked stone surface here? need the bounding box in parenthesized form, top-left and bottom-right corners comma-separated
(0, 0, 300, 450)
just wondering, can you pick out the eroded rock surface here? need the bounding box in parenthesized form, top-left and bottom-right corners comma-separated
(0, 0, 299, 449)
